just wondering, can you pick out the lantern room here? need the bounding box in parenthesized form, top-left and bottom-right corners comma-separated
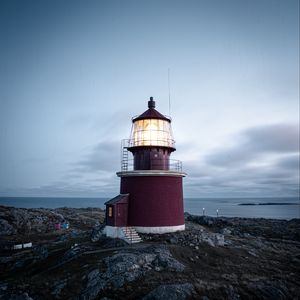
(128, 97, 175, 148)
(129, 118, 174, 147)
(127, 97, 176, 171)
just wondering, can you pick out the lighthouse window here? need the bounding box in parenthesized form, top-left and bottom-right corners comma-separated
(108, 207, 113, 217)
(130, 119, 175, 147)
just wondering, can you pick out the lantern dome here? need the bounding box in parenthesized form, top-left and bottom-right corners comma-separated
(132, 97, 171, 122)
(128, 97, 175, 148)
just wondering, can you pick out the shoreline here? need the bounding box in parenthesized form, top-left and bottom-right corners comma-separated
(0, 203, 298, 221)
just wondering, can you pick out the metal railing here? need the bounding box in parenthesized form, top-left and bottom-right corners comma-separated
(120, 146, 183, 172)
(121, 158, 183, 172)
(122, 138, 175, 148)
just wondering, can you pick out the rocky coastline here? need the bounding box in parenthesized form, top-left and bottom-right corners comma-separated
(0, 205, 299, 299)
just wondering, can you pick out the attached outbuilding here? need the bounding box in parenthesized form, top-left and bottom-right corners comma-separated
(105, 194, 129, 227)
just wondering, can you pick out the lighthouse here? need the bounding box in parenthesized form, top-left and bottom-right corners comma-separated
(104, 97, 186, 242)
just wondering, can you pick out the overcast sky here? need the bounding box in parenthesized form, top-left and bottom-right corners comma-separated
(0, 0, 299, 198)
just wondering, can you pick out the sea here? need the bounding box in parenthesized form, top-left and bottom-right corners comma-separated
(0, 197, 299, 220)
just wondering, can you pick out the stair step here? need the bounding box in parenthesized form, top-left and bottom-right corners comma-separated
(126, 237, 142, 241)
(126, 239, 141, 242)
(127, 240, 140, 244)
(126, 236, 141, 240)
(123, 232, 139, 235)
(121, 227, 142, 244)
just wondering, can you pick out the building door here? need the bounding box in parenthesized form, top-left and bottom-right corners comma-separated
(116, 203, 128, 226)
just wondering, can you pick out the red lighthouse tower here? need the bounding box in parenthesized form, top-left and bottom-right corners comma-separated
(105, 97, 186, 240)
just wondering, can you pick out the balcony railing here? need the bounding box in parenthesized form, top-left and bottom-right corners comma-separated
(121, 140, 183, 172)
(122, 138, 175, 148)
(121, 158, 183, 172)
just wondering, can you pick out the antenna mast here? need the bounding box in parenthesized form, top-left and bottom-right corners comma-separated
(168, 68, 171, 116)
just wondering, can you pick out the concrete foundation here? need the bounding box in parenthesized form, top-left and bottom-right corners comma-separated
(134, 224, 185, 234)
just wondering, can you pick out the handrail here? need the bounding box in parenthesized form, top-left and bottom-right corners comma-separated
(122, 138, 176, 148)
(121, 139, 182, 172)
(121, 158, 182, 172)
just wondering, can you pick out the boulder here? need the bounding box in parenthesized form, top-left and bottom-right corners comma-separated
(91, 225, 105, 242)
(33, 245, 49, 260)
(220, 228, 232, 235)
(0, 219, 15, 235)
(0, 292, 34, 300)
(80, 245, 185, 300)
(51, 279, 67, 297)
(80, 269, 106, 300)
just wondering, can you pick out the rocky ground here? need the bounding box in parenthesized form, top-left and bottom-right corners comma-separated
(0, 205, 299, 299)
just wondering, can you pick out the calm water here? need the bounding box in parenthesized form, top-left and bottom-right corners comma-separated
(0, 197, 299, 220)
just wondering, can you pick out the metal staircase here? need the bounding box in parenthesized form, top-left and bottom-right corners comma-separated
(121, 139, 129, 171)
(121, 147, 129, 171)
(122, 227, 142, 244)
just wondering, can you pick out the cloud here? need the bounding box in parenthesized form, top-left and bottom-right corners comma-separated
(75, 140, 121, 173)
(68, 122, 298, 198)
(276, 153, 299, 170)
(183, 123, 299, 197)
(206, 123, 299, 167)
(245, 124, 299, 152)
(6, 123, 296, 198)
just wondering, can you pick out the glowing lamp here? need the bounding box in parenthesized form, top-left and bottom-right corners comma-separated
(130, 118, 174, 147)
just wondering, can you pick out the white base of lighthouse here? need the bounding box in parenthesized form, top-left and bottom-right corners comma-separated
(134, 224, 185, 234)
(104, 226, 126, 239)
(104, 226, 142, 243)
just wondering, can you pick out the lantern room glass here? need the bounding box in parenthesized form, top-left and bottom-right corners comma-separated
(129, 119, 175, 147)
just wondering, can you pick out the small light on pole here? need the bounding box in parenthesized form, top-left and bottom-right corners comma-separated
(216, 209, 219, 217)
(203, 207, 205, 216)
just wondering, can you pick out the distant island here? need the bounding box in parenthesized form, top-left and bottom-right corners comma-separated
(238, 202, 297, 206)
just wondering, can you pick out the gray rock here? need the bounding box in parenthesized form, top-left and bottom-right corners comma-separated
(0, 219, 15, 235)
(220, 228, 232, 235)
(0, 206, 105, 236)
(223, 285, 240, 300)
(80, 269, 106, 300)
(3, 292, 34, 300)
(205, 238, 215, 247)
(91, 225, 105, 242)
(160, 225, 225, 248)
(243, 233, 251, 238)
(53, 245, 83, 269)
(51, 279, 67, 297)
(169, 237, 178, 244)
(214, 234, 225, 246)
(33, 245, 48, 260)
(143, 283, 195, 300)
(80, 245, 185, 300)
(260, 285, 286, 299)
(151, 246, 185, 272)
(0, 283, 7, 290)
(188, 216, 215, 226)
